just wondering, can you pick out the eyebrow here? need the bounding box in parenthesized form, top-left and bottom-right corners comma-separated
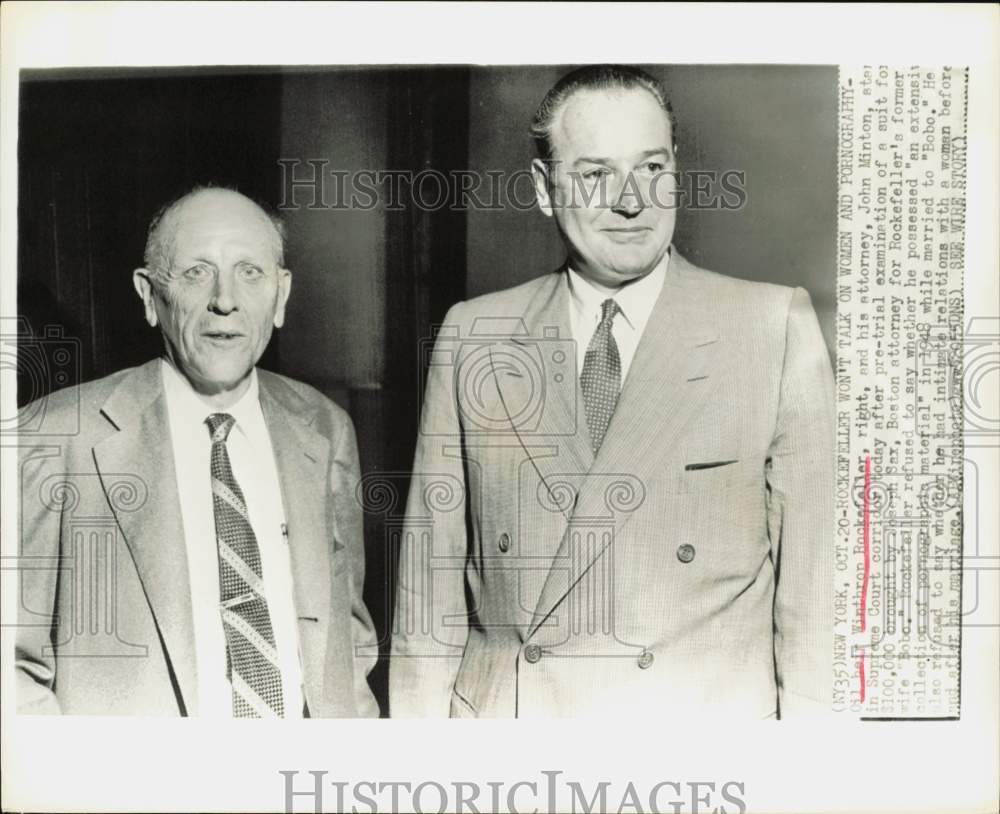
(572, 147, 672, 166)
(637, 147, 672, 160)
(172, 257, 217, 270)
(177, 257, 265, 267)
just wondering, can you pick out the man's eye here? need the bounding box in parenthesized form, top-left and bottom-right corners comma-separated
(238, 265, 265, 280)
(583, 168, 610, 180)
(642, 162, 665, 173)
(182, 265, 211, 281)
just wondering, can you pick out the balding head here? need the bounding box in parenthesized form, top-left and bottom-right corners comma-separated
(143, 186, 286, 283)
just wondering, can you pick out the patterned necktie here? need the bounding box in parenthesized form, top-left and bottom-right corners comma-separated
(206, 413, 285, 718)
(580, 298, 622, 453)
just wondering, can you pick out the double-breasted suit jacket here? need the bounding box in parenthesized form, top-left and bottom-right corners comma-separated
(16, 360, 378, 717)
(390, 251, 834, 719)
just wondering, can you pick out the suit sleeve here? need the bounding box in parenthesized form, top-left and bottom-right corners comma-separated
(766, 286, 835, 717)
(15, 441, 64, 714)
(331, 415, 380, 718)
(390, 303, 470, 717)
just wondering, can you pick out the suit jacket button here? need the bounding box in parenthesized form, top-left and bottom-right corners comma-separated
(676, 544, 696, 563)
(637, 650, 654, 669)
(524, 643, 542, 664)
(498, 532, 511, 553)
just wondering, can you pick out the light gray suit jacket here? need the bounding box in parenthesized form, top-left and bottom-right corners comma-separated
(16, 359, 378, 717)
(390, 251, 834, 719)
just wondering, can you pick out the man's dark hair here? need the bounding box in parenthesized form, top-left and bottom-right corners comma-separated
(530, 64, 676, 161)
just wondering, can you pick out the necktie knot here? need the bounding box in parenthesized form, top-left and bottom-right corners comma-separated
(207, 413, 236, 444)
(599, 298, 620, 328)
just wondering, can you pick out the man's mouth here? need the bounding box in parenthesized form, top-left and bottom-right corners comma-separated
(602, 226, 652, 240)
(202, 330, 245, 342)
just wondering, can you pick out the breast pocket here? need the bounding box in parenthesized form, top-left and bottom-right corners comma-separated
(676, 459, 739, 494)
(668, 456, 759, 495)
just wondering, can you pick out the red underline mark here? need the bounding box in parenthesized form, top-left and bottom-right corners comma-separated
(859, 454, 872, 704)
(861, 454, 871, 633)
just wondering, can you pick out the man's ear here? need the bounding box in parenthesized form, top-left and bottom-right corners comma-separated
(531, 158, 555, 218)
(272, 268, 292, 329)
(132, 269, 159, 328)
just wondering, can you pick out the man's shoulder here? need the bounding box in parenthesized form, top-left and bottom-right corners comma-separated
(675, 253, 800, 311)
(445, 272, 560, 323)
(18, 364, 150, 438)
(675, 255, 825, 356)
(257, 369, 351, 428)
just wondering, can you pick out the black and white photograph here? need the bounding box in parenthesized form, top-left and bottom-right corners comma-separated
(13, 61, 836, 722)
(1, 4, 997, 814)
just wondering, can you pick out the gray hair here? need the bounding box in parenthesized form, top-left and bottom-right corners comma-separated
(142, 185, 287, 278)
(530, 64, 676, 161)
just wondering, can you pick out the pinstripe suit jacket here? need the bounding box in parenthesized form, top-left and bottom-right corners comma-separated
(15, 360, 378, 717)
(390, 251, 834, 719)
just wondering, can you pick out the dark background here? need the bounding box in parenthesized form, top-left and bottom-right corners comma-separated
(16, 64, 836, 714)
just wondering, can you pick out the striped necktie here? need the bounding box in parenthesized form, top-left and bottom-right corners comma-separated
(206, 412, 285, 718)
(580, 298, 622, 454)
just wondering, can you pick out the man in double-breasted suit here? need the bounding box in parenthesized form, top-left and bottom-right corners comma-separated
(16, 187, 378, 717)
(390, 65, 834, 719)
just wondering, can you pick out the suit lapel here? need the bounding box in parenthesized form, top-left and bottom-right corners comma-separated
(92, 360, 198, 713)
(258, 375, 332, 716)
(591, 254, 722, 481)
(529, 252, 725, 636)
(496, 269, 593, 499)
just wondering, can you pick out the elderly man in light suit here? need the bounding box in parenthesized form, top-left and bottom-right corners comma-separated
(390, 65, 834, 719)
(16, 187, 378, 717)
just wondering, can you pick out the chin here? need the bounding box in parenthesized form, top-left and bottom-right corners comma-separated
(201, 366, 253, 392)
(608, 264, 655, 281)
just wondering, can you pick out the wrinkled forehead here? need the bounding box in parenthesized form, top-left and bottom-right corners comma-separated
(165, 193, 282, 264)
(550, 87, 674, 161)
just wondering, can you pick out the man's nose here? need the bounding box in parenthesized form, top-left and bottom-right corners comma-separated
(208, 271, 238, 314)
(610, 173, 645, 216)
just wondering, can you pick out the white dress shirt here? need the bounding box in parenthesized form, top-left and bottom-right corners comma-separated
(566, 251, 669, 381)
(161, 360, 304, 718)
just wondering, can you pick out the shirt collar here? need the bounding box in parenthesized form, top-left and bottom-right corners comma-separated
(160, 358, 261, 440)
(566, 247, 670, 331)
